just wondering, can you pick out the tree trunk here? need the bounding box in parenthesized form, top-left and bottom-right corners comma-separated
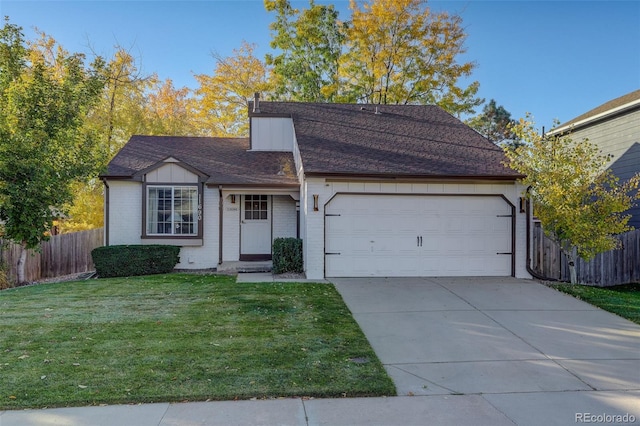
(568, 259, 577, 284)
(16, 241, 27, 285)
(566, 247, 578, 284)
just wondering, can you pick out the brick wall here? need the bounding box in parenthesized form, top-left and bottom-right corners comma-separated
(272, 195, 297, 239)
(107, 181, 142, 245)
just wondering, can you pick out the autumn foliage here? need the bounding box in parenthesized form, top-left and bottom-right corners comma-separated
(2, 1, 482, 235)
(505, 116, 640, 283)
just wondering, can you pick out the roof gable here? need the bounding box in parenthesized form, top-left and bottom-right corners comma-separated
(138, 158, 208, 183)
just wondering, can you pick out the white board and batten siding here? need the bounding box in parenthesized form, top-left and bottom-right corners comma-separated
(145, 161, 200, 183)
(302, 178, 530, 280)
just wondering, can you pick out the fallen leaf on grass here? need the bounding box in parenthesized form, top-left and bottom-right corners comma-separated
(17, 355, 29, 360)
(78, 385, 88, 389)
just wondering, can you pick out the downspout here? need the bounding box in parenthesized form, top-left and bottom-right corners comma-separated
(525, 186, 557, 281)
(102, 178, 110, 246)
(218, 185, 223, 267)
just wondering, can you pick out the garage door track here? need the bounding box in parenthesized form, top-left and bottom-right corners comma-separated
(333, 277, 640, 425)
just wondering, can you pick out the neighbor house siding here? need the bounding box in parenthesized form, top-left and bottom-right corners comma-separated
(565, 109, 640, 228)
(108, 180, 142, 246)
(302, 178, 531, 280)
(567, 109, 640, 179)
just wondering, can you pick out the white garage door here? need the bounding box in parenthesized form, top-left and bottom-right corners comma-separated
(325, 194, 513, 277)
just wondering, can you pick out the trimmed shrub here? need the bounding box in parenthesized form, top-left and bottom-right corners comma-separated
(272, 237, 303, 274)
(92, 245, 180, 278)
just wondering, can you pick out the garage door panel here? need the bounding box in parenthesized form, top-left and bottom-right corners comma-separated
(325, 194, 513, 277)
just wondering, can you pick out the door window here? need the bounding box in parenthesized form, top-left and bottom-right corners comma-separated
(244, 195, 268, 220)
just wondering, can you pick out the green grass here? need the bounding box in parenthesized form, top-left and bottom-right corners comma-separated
(551, 283, 640, 324)
(0, 274, 395, 409)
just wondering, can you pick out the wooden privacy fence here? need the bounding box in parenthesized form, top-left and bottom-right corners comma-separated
(0, 228, 103, 284)
(532, 224, 640, 286)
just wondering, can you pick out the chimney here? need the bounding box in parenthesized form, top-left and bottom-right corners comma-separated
(253, 92, 260, 113)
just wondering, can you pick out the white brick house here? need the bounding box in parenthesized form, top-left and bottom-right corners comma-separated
(102, 99, 531, 279)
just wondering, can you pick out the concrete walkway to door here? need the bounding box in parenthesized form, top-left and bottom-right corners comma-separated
(332, 277, 640, 425)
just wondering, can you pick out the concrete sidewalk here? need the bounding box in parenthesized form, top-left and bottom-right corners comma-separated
(1, 276, 639, 426)
(0, 395, 521, 426)
(2, 389, 638, 426)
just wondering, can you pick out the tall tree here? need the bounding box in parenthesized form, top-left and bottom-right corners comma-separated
(467, 99, 519, 147)
(505, 116, 640, 284)
(194, 41, 272, 137)
(60, 46, 154, 232)
(339, 0, 482, 114)
(0, 18, 105, 282)
(93, 46, 153, 156)
(265, 0, 345, 102)
(145, 78, 197, 136)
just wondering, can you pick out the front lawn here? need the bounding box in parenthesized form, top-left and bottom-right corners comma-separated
(551, 283, 640, 324)
(0, 274, 395, 409)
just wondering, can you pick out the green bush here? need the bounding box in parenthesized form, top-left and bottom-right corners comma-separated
(92, 245, 180, 278)
(272, 238, 303, 274)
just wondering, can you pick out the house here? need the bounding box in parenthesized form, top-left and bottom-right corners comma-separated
(101, 97, 531, 279)
(550, 89, 640, 228)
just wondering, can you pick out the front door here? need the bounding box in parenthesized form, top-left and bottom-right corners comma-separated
(240, 195, 272, 259)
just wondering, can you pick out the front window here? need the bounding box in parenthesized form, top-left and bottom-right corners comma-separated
(147, 186, 198, 236)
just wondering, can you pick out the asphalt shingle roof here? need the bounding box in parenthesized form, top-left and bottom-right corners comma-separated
(105, 102, 522, 183)
(105, 136, 299, 186)
(557, 89, 640, 129)
(253, 102, 521, 179)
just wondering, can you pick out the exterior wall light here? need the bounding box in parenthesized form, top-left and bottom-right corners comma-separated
(313, 194, 319, 211)
(231, 194, 236, 204)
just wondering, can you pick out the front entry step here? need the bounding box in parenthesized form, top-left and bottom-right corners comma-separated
(218, 261, 272, 273)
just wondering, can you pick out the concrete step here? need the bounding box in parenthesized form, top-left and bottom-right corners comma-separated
(217, 261, 272, 273)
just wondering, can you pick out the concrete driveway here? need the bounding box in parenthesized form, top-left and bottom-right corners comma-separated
(333, 277, 640, 425)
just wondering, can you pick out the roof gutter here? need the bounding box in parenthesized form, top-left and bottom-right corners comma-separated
(309, 173, 525, 181)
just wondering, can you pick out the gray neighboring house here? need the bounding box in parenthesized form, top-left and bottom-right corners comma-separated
(551, 89, 640, 228)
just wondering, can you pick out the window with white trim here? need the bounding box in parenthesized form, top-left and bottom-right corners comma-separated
(146, 186, 199, 236)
